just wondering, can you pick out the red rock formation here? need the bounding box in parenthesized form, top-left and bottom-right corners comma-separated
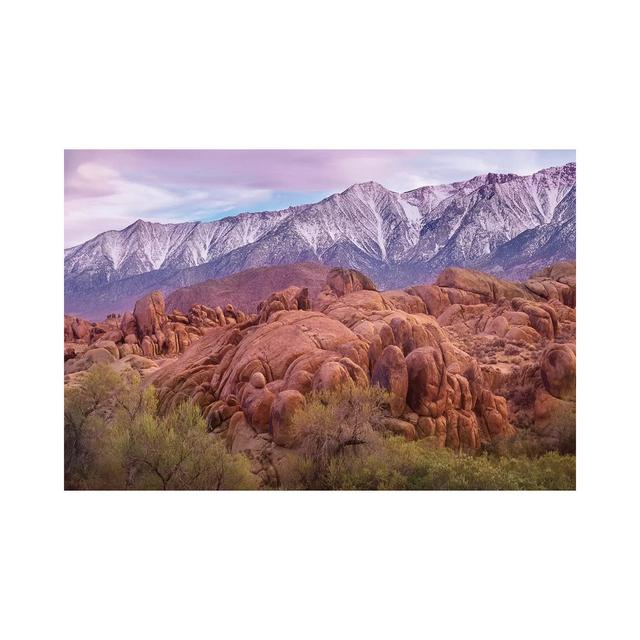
(257, 286, 310, 323)
(65, 262, 576, 467)
(64, 315, 93, 343)
(325, 267, 377, 297)
(133, 291, 167, 339)
(428, 263, 576, 447)
(64, 290, 250, 362)
(147, 269, 518, 459)
(540, 343, 576, 402)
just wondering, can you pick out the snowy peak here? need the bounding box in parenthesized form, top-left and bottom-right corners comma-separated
(65, 163, 576, 317)
(341, 180, 388, 195)
(483, 172, 520, 185)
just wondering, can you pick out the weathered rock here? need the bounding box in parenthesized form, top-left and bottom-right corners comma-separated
(257, 286, 310, 323)
(64, 315, 94, 343)
(371, 345, 408, 417)
(90, 340, 120, 359)
(540, 343, 576, 401)
(64, 347, 116, 374)
(64, 342, 88, 361)
(405, 347, 447, 418)
(227, 412, 259, 454)
(380, 417, 417, 441)
(240, 384, 276, 433)
(312, 361, 351, 393)
(436, 267, 527, 302)
(416, 416, 447, 446)
(271, 390, 306, 447)
(339, 357, 369, 387)
(140, 335, 155, 358)
(382, 290, 426, 314)
(121, 354, 158, 371)
(250, 371, 267, 389)
(133, 291, 167, 338)
(325, 267, 377, 297)
(407, 284, 451, 317)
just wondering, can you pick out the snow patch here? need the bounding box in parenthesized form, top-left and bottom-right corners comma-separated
(398, 194, 422, 224)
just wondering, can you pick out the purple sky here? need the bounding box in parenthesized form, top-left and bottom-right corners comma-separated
(64, 149, 575, 247)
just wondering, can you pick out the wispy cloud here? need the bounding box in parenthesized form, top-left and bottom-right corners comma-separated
(64, 157, 274, 245)
(64, 149, 575, 246)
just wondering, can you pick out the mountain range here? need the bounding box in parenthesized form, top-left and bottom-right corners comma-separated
(64, 162, 576, 319)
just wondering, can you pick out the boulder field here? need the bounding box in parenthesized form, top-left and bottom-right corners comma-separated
(64, 262, 576, 479)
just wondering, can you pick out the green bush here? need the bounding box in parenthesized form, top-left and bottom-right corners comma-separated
(292, 437, 575, 490)
(64, 364, 257, 490)
(286, 384, 575, 491)
(487, 402, 576, 458)
(103, 400, 256, 490)
(291, 384, 390, 489)
(65, 366, 575, 491)
(64, 363, 121, 487)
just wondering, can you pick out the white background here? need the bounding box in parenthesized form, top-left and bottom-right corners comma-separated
(1, 1, 638, 638)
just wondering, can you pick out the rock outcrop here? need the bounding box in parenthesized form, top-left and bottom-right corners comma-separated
(428, 263, 576, 446)
(64, 261, 576, 480)
(371, 346, 408, 417)
(64, 291, 251, 361)
(325, 267, 377, 297)
(145, 267, 524, 477)
(164, 262, 331, 317)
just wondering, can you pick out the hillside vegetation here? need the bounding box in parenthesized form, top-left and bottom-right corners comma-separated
(65, 366, 574, 491)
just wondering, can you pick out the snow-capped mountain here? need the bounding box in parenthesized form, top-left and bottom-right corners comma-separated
(65, 162, 576, 318)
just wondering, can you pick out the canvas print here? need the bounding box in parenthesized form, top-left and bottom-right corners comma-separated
(64, 150, 576, 490)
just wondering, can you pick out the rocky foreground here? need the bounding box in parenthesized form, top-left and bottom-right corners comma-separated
(64, 262, 576, 484)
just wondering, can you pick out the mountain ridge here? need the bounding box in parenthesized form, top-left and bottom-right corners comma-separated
(65, 162, 576, 318)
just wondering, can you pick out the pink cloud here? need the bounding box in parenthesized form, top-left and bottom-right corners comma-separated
(64, 150, 575, 246)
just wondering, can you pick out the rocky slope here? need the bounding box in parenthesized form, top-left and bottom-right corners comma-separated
(65, 163, 576, 318)
(165, 262, 330, 316)
(64, 262, 576, 485)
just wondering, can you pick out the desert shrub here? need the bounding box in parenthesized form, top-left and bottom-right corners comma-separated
(558, 424, 576, 454)
(101, 400, 256, 490)
(487, 395, 576, 459)
(285, 384, 575, 491)
(554, 404, 577, 455)
(318, 438, 575, 491)
(486, 431, 551, 457)
(64, 364, 256, 490)
(291, 384, 390, 489)
(64, 363, 122, 488)
(504, 343, 521, 357)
